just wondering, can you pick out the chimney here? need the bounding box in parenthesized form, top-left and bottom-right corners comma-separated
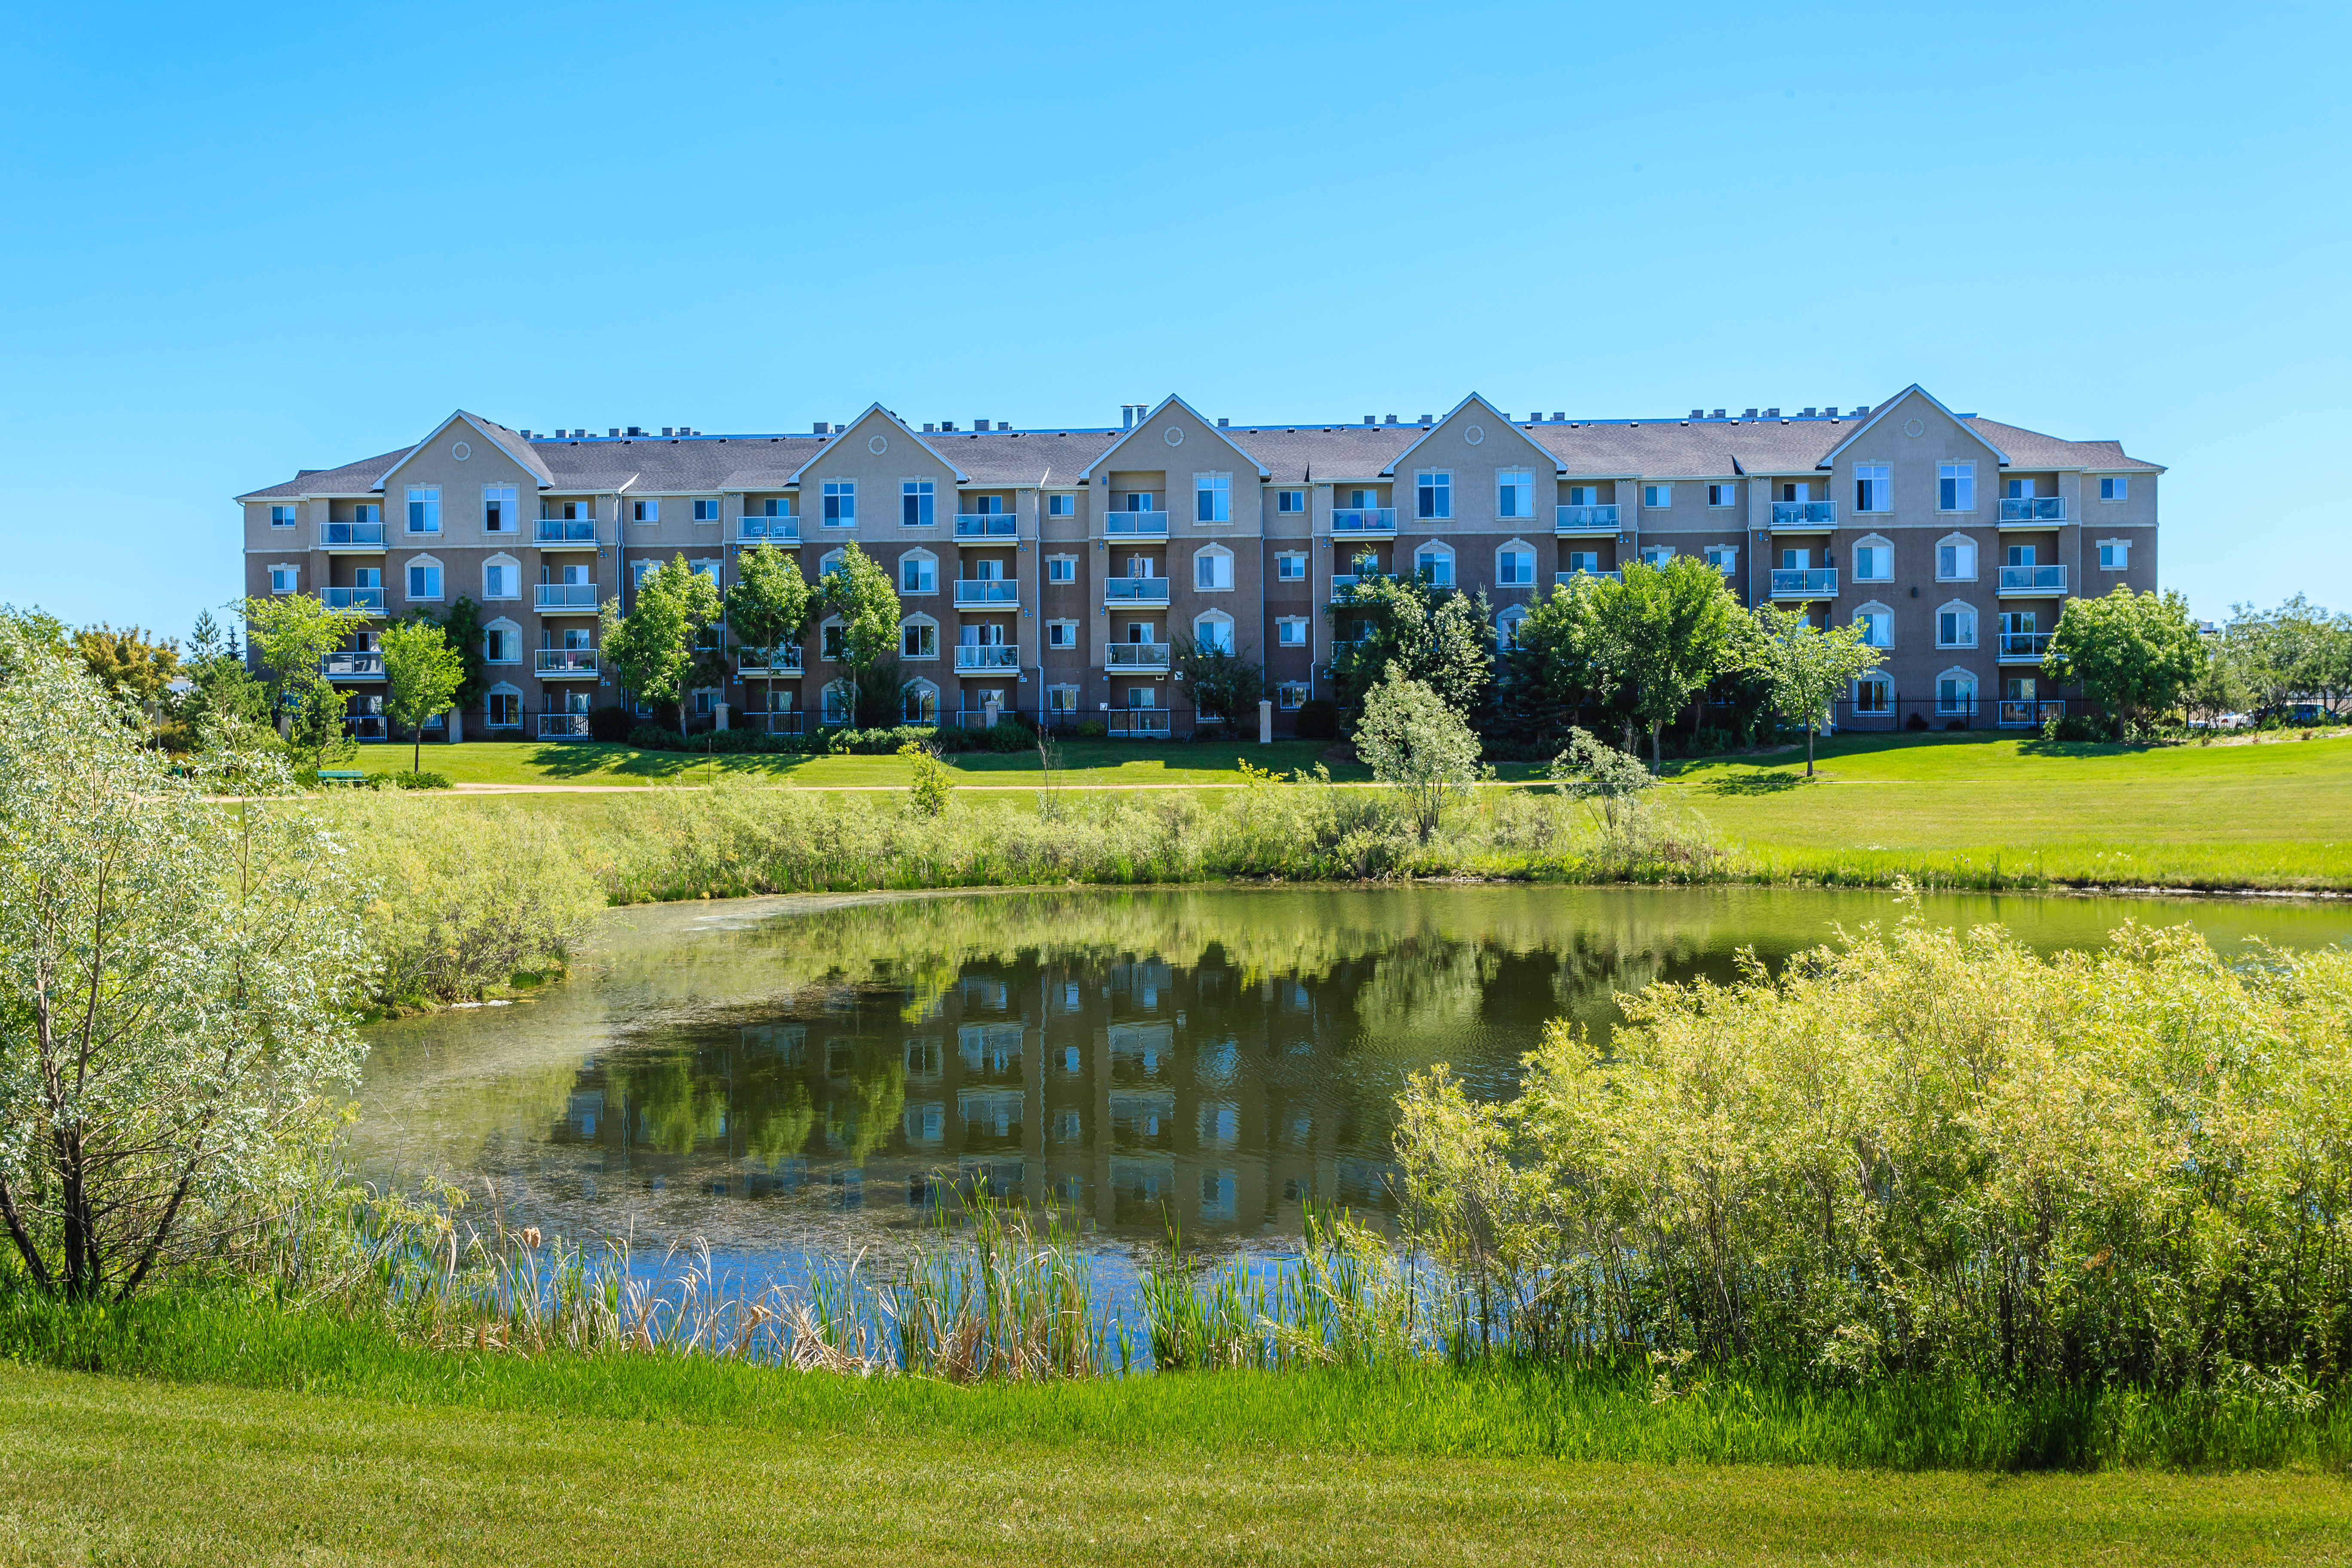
(1824, 407, 1841, 418)
(1852, 403, 1871, 416)
(940, 421, 956, 432)
(1121, 406, 1134, 430)
(1766, 408, 1781, 419)
(1363, 415, 1374, 425)
(922, 423, 935, 433)
(1800, 408, 1816, 418)
(974, 419, 991, 432)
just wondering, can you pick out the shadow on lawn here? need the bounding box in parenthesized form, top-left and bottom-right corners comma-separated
(1698, 772, 1814, 796)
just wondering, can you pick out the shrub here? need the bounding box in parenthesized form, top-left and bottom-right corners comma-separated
(1074, 720, 1108, 740)
(588, 706, 633, 742)
(900, 741, 953, 816)
(2040, 711, 2108, 743)
(1293, 698, 1339, 740)
(392, 770, 451, 790)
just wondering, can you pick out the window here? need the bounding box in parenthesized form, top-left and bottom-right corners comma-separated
(475, 485, 513, 533)
(487, 689, 521, 729)
(1047, 620, 1077, 649)
(1277, 552, 1306, 581)
(1047, 493, 1075, 517)
(1047, 685, 1079, 716)
(1194, 472, 1231, 523)
(1277, 617, 1308, 646)
(817, 549, 846, 580)
(1277, 682, 1308, 710)
(690, 559, 718, 581)
(485, 625, 519, 663)
(1938, 672, 1977, 715)
(1496, 547, 1534, 585)
(631, 499, 658, 524)
(406, 562, 442, 600)
(2100, 477, 2129, 502)
(1853, 464, 1890, 513)
(1702, 545, 1737, 574)
(2098, 538, 2131, 571)
(903, 684, 939, 724)
(1566, 550, 1601, 574)
(900, 619, 937, 659)
(1639, 545, 1675, 568)
(692, 498, 721, 522)
(269, 504, 297, 528)
(1852, 540, 1892, 580)
(1707, 484, 1736, 508)
(1936, 536, 1978, 581)
(1854, 675, 1893, 715)
(900, 553, 936, 594)
(2006, 543, 2037, 568)
(1497, 606, 1528, 652)
(1641, 484, 1672, 510)
(629, 558, 659, 588)
(1498, 471, 1534, 519)
(2005, 478, 2032, 499)
(1194, 548, 1233, 591)
(405, 486, 441, 533)
(1047, 554, 1076, 583)
(484, 561, 518, 600)
(1276, 489, 1306, 514)
(268, 566, 297, 593)
(1194, 615, 1234, 654)
(821, 684, 851, 725)
(901, 480, 935, 527)
(1938, 462, 1975, 511)
(821, 621, 845, 661)
(1777, 547, 1810, 570)
(1415, 469, 1452, 520)
(1938, 603, 1977, 648)
(822, 481, 855, 527)
(1855, 606, 1893, 648)
(1568, 485, 1599, 507)
(754, 498, 787, 518)
(1414, 545, 1454, 587)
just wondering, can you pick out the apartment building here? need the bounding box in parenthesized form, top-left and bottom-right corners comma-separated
(236, 384, 2162, 738)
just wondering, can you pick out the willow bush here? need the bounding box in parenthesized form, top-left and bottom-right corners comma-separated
(1395, 905, 2352, 1394)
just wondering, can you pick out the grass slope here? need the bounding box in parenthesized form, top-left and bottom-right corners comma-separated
(2, 1364, 2346, 1566)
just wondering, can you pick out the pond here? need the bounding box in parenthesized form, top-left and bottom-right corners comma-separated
(350, 884, 2351, 1268)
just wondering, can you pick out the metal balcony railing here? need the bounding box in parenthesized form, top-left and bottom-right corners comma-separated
(1771, 500, 1839, 527)
(533, 518, 599, 545)
(2000, 564, 2067, 594)
(535, 648, 599, 676)
(319, 521, 386, 548)
(1106, 709, 1172, 737)
(955, 645, 1019, 671)
(736, 646, 804, 674)
(1105, 511, 1169, 536)
(535, 582, 599, 609)
(536, 713, 594, 739)
(953, 579, 1020, 606)
(735, 515, 800, 543)
(344, 714, 387, 741)
(1769, 568, 1839, 598)
(1104, 576, 1170, 605)
(320, 651, 384, 678)
(1998, 631, 2053, 662)
(2000, 699, 2066, 728)
(1556, 504, 1621, 531)
(1999, 497, 2067, 523)
(1107, 643, 1170, 669)
(321, 587, 386, 612)
(954, 514, 1017, 538)
(1330, 508, 1396, 535)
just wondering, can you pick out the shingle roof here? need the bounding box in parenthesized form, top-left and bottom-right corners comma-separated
(1965, 418, 2162, 473)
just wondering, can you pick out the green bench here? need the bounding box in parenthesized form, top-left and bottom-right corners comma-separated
(315, 770, 368, 787)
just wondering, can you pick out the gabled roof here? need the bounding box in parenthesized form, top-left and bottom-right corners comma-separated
(785, 403, 970, 485)
(1819, 385, 2008, 469)
(1076, 395, 1270, 481)
(1379, 393, 1561, 477)
(377, 410, 559, 491)
(1964, 418, 2166, 474)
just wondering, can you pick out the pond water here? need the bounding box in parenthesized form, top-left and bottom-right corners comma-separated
(350, 884, 2351, 1268)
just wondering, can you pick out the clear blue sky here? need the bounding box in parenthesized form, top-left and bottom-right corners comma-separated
(4, 0, 2344, 635)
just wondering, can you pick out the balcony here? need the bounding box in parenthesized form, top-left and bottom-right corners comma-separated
(1329, 573, 1365, 602)
(1107, 643, 1171, 670)
(736, 645, 804, 675)
(535, 648, 599, 678)
(2000, 699, 2065, 729)
(1998, 565, 2067, 596)
(320, 651, 384, 680)
(319, 521, 386, 550)
(1999, 497, 2067, 524)
(1330, 508, 1396, 536)
(537, 713, 594, 740)
(735, 515, 801, 545)
(344, 714, 387, 741)
(955, 645, 1019, 671)
(1556, 504, 1621, 533)
(954, 514, 1017, 539)
(535, 582, 600, 611)
(533, 518, 600, 547)
(1104, 576, 1170, 606)
(953, 579, 1020, 607)
(1105, 511, 1170, 537)
(1769, 568, 1839, 599)
(1555, 570, 1621, 586)
(1770, 500, 1839, 528)
(1998, 631, 2053, 663)
(1106, 708, 1172, 738)
(744, 710, 805, 735)
(321, 587, 386, 613)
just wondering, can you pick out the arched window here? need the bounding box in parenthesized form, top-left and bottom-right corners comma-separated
(1413, 542, 1455, 588)
(899, 614, 938, 659)
(818, 548, 848, 580)
(1853, 673, 1894, 715)
(484, 683, 522, 730)
(902, 680, 939, 725)
(1853, 600, 1895, 649)
(1191, 610, 1234, 654)
(1935, 533, 1979, 582)
(1851, 534, 1894, 582)
(1936, 600, 1978, 649)
(482, 552, 521, 601)
(1497, 604, 1529, 652)
(1494, 539, 1536, 588)
(898, 549, 937, 594)
(1192, 544, 1234, 591)
(819, 615, 845, 662)
(1936, 668, 1978, 717)
(482, 617, 521, 665)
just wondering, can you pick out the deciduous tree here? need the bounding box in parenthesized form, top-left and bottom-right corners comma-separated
(1590, 559, 1745, 772)
(72, 625, 180, 705)
(1172, 634, 1265, 738)
(600, 557, 723, 729)
(1354, 669, 1483, 842)
(1747, 604, 1883, 777)
(821, 543, 904, 727)
(723, 543, 814, 721)
(380, 618, 466, 773)
(243, 593, 362, 774)
(2046, 586, 2207, 738)
(1325, 555, 1493, 723)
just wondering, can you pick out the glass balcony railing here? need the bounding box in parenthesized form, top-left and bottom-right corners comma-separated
(537, 714, 594, 739)
(954, 646, 1019, 671)
(1330, 508, 1396, 534)
(344, 714, 387, 741)
(735, 515, 800, 543)
(1998, 631, 2053, 661)
(319, 521, 386, 548)
(535, 582, 599, 610)
(321, 587, 385, 611)
(1999, 497, 2067, 523)
(736, 646, 804, 674)
(319, 651, 384, 678)
(953, 579, 1020, 606)
(533, 518, 599, 545)
(1107, 643, 1170, 669)
(1999, 565, 2067, 594)
(1556, 504, 1621, 531)
(1329, 574, 1364, 602)
(534, 648, 599, 676)
(1769, 568, 1839, 598)
(1104, 577, 1170, 604)
(1105, 511, 1170, 536)
(1770, 500, 1838, 527)
(1554, 570, 1620, 586)
(1106, 709, 1172, 737)
(954, 514, 1017, 537)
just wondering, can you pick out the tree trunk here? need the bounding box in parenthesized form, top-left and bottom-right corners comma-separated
(413, 729, 422, 774)
(1650, 719, 1662, 775)
(1807, 724, 1817, 777)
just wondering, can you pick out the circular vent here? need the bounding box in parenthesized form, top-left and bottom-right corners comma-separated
(451, 441, 471, 461)
(1903, 418, 1925, 438)
(1164, 426, 1185, 447)
(1464, 425, 1485, 445)
(869, 434, 888, 455)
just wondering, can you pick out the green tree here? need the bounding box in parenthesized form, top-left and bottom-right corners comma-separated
(0, 606, 70, 688)
(1172, 634, 1265, 738)
(1747, 604, 1883, 777)
(1325, 554, 1493, 723)
(1590, 559, 1745, 772)
(1499, 577, 1620, 750)
(2219, 594, 2349, 723)
(1354, 669, 1483, 842)
(172, 611, 270, 744)
(2045, 586, 2207, 739)
(72, 625, 180, 705)
(0, 622, 367, 1299)
(243, 593, 362, 775)
(723, 543, 814, 721)
(380, 619, 466, 774)
(420, 596, 493, 717)
(899, 740, 953, 816)
(821, 543, 904, 727)
(600, 557, 723, 729)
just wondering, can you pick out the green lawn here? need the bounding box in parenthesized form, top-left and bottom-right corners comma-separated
(364, 738, 1357, 788)
(1, 1365, 2343, 1566)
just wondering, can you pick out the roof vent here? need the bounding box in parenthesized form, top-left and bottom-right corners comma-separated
(1690, 409, 1705, 419)
(1743, 409, 1759, 420)
(1216, 417, 1229, 429)
(813, 422, 830, 435)
(1765, 409, 1780, 419)
(1852, 404, 1871, 416)
(1799, 408, 1816, 418)
(1418, 415, 1433, 426)
(1823, 407, 1840, 418)
(922, 423, 935, 433)
(1385, 414, 1400, 425)
(1712, 409, 1726, 419)
(660, 427, 673, 437)
(1363, 415, 1375, 425)
(940, 421, 956, 432)
(1552, 411, 1565, 422)
(626, 426, 646, 437)
(608, 428, 620, 438)
(974, 419, 991, 432)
